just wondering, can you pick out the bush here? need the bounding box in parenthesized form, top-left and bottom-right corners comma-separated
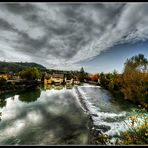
(117, 110, 148, 145)
(19, 67, 41, 80)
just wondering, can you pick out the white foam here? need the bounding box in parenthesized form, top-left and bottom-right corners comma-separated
(77, 87, 101, 114)
(74, 85, 148, 145)
(74, 86, 132, 139)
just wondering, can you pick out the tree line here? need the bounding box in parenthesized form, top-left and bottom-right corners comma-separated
(99, 54, 148, 109)
(0, 66, 88, 91)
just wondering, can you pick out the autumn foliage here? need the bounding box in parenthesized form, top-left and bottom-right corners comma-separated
(100, 54, 148, 109)
(87, 73, 99, 82)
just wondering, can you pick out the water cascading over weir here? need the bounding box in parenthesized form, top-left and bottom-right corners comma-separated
(73, 85, 130, 145)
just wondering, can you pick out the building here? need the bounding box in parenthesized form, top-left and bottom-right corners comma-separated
(44, 74, 52, 85)
(73, 79, 80, 85)
(52, 73, 64, 84)
(73, 77, 80, 85)
(44, 78, 52, 85)
(65, 77, 73, 85)
(0, 74, 9, 80)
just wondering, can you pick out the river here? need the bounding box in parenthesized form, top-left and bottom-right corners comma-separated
(0, 83, 147, 145)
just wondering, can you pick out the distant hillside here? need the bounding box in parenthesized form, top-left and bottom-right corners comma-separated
(0, 61, 46, 73)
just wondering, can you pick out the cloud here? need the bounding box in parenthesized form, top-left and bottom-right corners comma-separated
(0, 18, 16, 31)
(0, 3, 148, 71)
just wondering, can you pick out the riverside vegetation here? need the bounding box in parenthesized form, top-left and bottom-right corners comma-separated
(0, 66, 87, 94)
(100, 54, 148, 109)
(0, 67, 41, 96)
(98, 54, 148, 145)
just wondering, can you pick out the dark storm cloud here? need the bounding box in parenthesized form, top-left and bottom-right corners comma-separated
(0, 18, 16, 31)
(16, 32, 48, 52)
(15, 3, 124, 60)
(0, 3, 148, 70)
(0, 17, 47, 56)
(4, 3, 39, 15)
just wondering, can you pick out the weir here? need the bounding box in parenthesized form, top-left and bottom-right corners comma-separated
(74, 84, 135, 144)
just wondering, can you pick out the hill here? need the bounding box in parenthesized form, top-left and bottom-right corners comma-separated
(0, 61, 46, 73)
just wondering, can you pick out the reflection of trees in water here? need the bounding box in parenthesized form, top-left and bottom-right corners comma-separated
(0, 98, 6, 121)
(52, 85, 64, 90)
(0, 88, 41, 108)
(0, 92, 16, 100)
(0, 92, 17, 109)
(44, 84, 64, 90)
(0, 99, 6, 108)
(43, 84, 74, 91)
(18, 89, 41, 103)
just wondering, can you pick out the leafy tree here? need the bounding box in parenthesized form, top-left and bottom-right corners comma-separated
(121, 54, 148, 106)
(19, 67, 41, 80)
(124, 54, 148, 73)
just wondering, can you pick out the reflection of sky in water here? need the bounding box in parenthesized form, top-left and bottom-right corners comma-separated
(0, 88, 89, 145)
(0, 85, 146, 145)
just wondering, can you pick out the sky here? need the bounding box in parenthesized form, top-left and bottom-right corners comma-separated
(0, 3, 148, 74)
(80, 41, 148, 73)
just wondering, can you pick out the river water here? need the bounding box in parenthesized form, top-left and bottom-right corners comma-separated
(0, 84, 147, 145)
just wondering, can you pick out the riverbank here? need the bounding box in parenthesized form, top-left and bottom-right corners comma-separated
(0, 80, 40, 95)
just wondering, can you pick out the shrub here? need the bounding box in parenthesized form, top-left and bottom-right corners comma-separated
(117, 110, 148, 145)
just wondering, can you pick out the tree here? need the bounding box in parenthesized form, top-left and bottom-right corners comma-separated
(80, 67, 84, 73)
(89, 73, 99, 82)
(121, 54, 148, 107)
(124, 54, 148, 73)
(19, 67, 41, 80)
(79, 67, 85, 82)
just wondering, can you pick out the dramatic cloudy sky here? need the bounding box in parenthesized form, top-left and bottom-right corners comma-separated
(0, 3, 148, 73)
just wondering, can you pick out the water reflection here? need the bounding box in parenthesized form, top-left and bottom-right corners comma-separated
(43, 84, 74, 90)
(0, 99, 6, 108)
(0, 93, 16, 109)
(0, 88, 41, 109)
(18, 89, 41, 103)
(0, 85, 89, 145)
(0, 84, 75, 109)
